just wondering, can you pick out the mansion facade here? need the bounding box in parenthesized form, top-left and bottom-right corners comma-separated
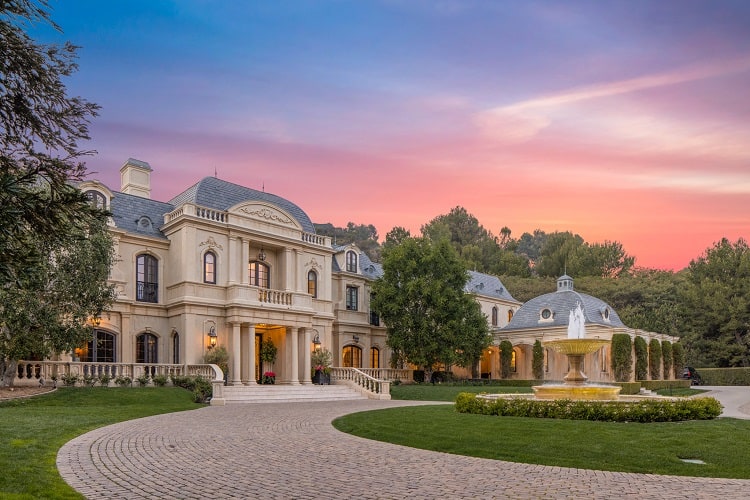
(65, 159, 676, 387)
(73, 159, 521, 386)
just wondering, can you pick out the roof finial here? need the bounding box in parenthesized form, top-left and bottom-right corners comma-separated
(262, 182, 265, 193)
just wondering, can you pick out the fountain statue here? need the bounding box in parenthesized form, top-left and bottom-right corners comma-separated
(533, 303, 621, 400)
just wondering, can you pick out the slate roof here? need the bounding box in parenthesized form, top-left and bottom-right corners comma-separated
(502, 276, 624, 331)
(360, 252, 382, 279)
(168, 177, 315, 233)
(109, 191, 173, 239)
(466, 271, 520, 303)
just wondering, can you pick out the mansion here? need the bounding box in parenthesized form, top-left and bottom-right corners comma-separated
(60, 158, 675, 388)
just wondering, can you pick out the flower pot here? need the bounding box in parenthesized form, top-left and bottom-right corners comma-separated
(313, 370, 330, 385)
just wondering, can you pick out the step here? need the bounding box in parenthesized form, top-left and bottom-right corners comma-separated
(221, 383, 367, 404)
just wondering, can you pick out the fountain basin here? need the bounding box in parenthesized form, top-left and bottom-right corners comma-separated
(533, 384, 621, 401)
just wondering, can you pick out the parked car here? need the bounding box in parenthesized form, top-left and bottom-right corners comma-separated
(682, 366, 703, 385)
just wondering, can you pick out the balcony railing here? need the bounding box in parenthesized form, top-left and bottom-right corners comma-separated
(136, 281, 158, 303)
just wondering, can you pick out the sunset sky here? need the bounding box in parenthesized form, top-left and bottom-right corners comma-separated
(35, 1, 750, 270)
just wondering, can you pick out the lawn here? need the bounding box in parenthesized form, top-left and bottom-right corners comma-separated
(333, 403, 750, 479)
(0, 387, 198, 499)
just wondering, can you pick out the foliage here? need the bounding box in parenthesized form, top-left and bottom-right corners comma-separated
(649, 338, 662, 380)
(611, 334, 633, 382)
(532, 340, 544, 380)
(0, 387, 196, 497)
(671, 342, 685, 379)
(534, 231, 634, 278)
(695, 367, 750, 386)
(389, 384, 533, 401)
(97, 373, 111, 386)
(135, 373, 150, 387)
(661, 341, 673, 379)
(259, 339, 277, 364)
(454, 393, 722, 422)
(311, 348, 333, 374)
(262, 371, 275, 384)
(203, 345, 229, 377)
(314, 222, 381, 262)
(114, 376, 131, 387)
(152, 374, 168, 387)
(82, 373, 97, 387)
(371, 236, 490, 373)
(170, 375, 212, 403)
(499, 340, 513, 379)
(634, 336, 648, 380)
(680, 238, 750, 367)
(60, 373, 78, 386)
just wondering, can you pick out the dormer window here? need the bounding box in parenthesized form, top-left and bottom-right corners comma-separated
(602, 307, 611, 322)
(84, 190, 107, 209)
(540, 308, 553, 322)
(346, 251, 357, 273)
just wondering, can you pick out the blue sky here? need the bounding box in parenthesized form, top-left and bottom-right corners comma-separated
(31, 0, 750, 269)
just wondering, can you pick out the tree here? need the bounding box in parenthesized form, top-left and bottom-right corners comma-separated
(1, 214, 115, 385)
(1, 1, 112, 385)
(672, 343, 686, 379)
(634, 336, 648, 381)
(371, 236, 490, 377)
(313, 222, 381, 262)
(532, 339, 544, 380)
(611, 334, 633, 382)
(535, 232, 584, 277)
(680, 238, 750, 367)
(648, 338, 662, 380)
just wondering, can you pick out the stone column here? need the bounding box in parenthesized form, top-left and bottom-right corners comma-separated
(230, 322, 242, 385)
(228, 236, 238, 285)
(240, 325, 250, 384)
(241, 238, 249, 285)
(248, 324, 257, 385)
(302, 328, 312, 384)
(289, 327, 300, 385)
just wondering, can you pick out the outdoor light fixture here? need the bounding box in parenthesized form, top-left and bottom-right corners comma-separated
(312, 333, 321, 350)
(258, 248, 267, 261)
(208, 326, 217, 349)
(352, 335, 360, 343)
(92, 317, 101, 327)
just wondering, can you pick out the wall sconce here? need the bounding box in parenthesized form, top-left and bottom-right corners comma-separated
(92, 317, 101, 327)
(258, 248, 267, 261)
(352, 335, 360, 343)
(208, 326, 217, 349)
(312, 333, 321, 350)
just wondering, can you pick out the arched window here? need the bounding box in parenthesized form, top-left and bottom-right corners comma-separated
(136, 333, 158, 363)
(203, 252, 216, 284)
(346, 251, 357, 273)
(84, 190, 106, 209)
(249, 261, 270, 288)
(172, 331, 180, 364)
(342, 345, 362, 368)
(508, 309, 514, 322)
(491, 306, 498, 327)
(307, 270, 318, 298)
(81, 330, 116, 362)
(136, 254, 158, 303)
(370, 347, 380, 368)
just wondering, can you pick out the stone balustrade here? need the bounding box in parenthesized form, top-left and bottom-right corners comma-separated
(353, 368, 412, 382)
(13, 360, 223, 388)
(258, 288, 293, 305)
(330, 367, 392, 400)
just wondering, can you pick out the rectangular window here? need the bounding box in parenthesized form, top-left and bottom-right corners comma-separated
(346, 286, 358, 311)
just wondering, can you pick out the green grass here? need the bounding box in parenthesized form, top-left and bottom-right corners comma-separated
(333, 404, 750, 478)
(390, 384, 532, 401)
(0, 387, 198, 499)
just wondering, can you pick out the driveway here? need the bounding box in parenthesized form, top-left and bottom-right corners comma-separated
(57, 395, 750, 499)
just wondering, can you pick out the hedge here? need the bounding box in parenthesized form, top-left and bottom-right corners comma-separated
(697, 367, 750, 386)
(634, 336, 648, 381)
(648, 338, 662, 380)
(611, 334, 632, 382)
(640, 379, 691, 390)
(455, 393, 722, 422)
(613, 382, 641, 395)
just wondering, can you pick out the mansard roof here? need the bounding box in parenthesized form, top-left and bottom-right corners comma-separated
(109, 191, 172, 239)
(169, 177, 316, 233)
(502, 276, 624, 331)
(466, 271, 519, 303)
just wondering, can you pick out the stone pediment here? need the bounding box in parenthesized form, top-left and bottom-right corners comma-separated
(231, 203, 302, 230)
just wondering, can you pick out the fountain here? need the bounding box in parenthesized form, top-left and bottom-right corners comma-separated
(532, 303, 621, 401)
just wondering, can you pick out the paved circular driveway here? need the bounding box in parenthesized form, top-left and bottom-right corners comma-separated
(58, 395, 750, 499)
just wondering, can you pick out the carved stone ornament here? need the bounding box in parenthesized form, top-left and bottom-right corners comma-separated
(306, 257, 320, 269)
(199, 236, 224, 251)
(239, 206, 294, 225)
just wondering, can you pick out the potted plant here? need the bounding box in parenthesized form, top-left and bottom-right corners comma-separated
(262, 371, 275, 384)
(259, 338, 278, 382)
(311, 348, 332, 385)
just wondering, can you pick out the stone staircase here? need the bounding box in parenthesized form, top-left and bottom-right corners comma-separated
(220, 383, 367, 404)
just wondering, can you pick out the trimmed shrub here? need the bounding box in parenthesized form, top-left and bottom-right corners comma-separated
(170, 375, 213, 403)
(611, 334, 633, 382)
(98, 373, 112, 386)
(152, 374, 168, 387)
(697, 367, 750, 386)
(61, 373, 78, 386)
(649, 339, 662, 380)
(500, 340, 513, 379)
(613, 382, 641, 395)
(672, 343, 685, 379)
(532, 340, 544, 380)
(455, 393, 722, 422)
(640, 379, 691, 390)
(634, 337, 648, 380)
(82, 373, 97, 387)
(114, 375, 132, 387)
(662, 341, 673, 379)
(136, 373, 150, 387)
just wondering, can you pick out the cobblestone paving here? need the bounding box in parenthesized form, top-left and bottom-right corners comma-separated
(57, 399, 750, 499)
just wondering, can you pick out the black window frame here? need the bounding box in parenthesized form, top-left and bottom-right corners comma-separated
(307, 270, 318, 298)
(346, 251, 357, 273)
(346, 285, 358, 311)
(136, 254, 158, 303)
(136, 332, 158, 364)
(249, 261, 270, 288)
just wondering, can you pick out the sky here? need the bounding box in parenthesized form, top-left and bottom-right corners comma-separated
(32, 0, 750, 271)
